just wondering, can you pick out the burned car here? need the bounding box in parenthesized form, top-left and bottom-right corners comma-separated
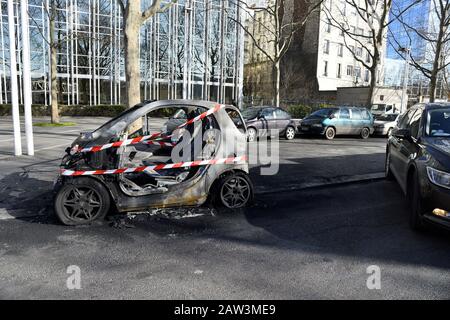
(54, 100, 253, 226)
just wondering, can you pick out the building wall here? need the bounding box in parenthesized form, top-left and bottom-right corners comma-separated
(243, 0, 387, 104)
(316, 0, 386, 91)
(0, 0, 245, 107)
(336, 86, 406, 112)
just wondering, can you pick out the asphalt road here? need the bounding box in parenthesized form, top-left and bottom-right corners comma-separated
(0, 180, 449, 299)
(1, 116, 449, 299)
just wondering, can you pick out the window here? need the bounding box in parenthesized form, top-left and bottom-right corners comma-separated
(337, 63, 342, 78)
(323, 61, 328, 76)
(354, 67, 361, 79)
(339, 108, 350, 119)
(356, 47, 362, 57)
(338, 43, 343, 57)
(226, 108, 246, 134)
(357, 28, 364, 35)
(349, 45, 355, 54)
(351, 109, 362, 120)
(340, 23, 345, 36)
(323, 40, 330, 54)
(409, 109, 423, 138)
(275, 109, 290, 119)
(398, 109, 415, 129)
(362, 109, 371, 120)
(347, 65, 353, 76)
(326, 19, 331, 33)
(366, 52, 371, 63)
(261, 108, 275, 120)
(364, 70, 370, 82)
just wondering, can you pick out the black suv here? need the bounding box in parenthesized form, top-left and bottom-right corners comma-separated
(386, 103, 450, 231)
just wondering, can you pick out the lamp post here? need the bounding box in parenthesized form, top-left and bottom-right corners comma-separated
(7, 0, 22, 156)
(21, 0, 35, 156)
(399, 47, 411, 114)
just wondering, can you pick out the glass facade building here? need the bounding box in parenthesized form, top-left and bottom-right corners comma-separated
(385, 0, 447, 99)
(0, 0, 245, 107)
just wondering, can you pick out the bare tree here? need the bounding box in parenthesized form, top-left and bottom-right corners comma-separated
(324, 0, 420, 107)
(233, 0, 324, 108)
(117, 0, 178, 110)
(390, 0, 450, 102)
(28, 0, 73, 124)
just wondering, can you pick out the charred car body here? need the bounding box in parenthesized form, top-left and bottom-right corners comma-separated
(54, 100, 253, 226)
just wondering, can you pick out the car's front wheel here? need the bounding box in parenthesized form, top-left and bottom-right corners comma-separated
(285, 126, 296, 140)
(407, 171, 425, 231)
(54, 177, 111, 226)
(217, 172, 253, 209)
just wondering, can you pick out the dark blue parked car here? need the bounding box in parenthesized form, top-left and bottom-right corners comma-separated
(299, 107, 374, 140)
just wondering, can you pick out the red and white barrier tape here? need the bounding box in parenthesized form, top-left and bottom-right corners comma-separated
(61, 155, 247, 177)
(80, 104, 225, 153)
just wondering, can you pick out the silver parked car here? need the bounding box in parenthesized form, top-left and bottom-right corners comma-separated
(373, 114, 400, 136)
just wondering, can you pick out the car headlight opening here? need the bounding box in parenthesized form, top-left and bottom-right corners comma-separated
(427, 167, 450, 189)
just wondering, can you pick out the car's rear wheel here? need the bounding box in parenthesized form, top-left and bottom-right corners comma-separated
(247, 127, 257, 142)
(407, 171, 425, 231)
(325, 127, 336, 140)
(285, 126, 296, 140)
(218, 172, 253, 209)
(54, 177, 110, 226)
(360, 127, 370, 139)
(385, 149, 394, 181)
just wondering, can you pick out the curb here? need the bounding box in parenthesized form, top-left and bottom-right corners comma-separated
(254, 172, 386, 195)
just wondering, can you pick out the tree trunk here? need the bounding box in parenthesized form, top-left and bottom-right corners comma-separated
(273, 61, 280, 108)
(367, 66, 377, 107)
(124, 2, 141, 109)
(429, 74, 437, 103)
(49, 16, 59, 124)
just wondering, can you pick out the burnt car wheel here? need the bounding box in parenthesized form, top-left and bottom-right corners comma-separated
(55, 178, 110, 226)
(218, 173, 253, 209)
(407, 171, 425, 231)
(247, 127, 257, 142)
(285, 126, 296, 140)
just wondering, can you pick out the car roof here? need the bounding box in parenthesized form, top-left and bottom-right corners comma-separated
(424, 103, 450, 110)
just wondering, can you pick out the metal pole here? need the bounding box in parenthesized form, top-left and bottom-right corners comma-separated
(20, 0, 34, 156)
(8, 0, 22, 156)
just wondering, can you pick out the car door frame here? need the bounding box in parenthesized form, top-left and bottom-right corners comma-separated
(336, 107, 352, 135)
(389, 108, 422, 192)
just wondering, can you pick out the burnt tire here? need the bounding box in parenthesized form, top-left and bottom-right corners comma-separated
(407, 171, 425, 231)
(325, 127, 336, 140)
(216, 172, 253, 209)
(360, 127, 370, 139)
(54, 177, 111, 226)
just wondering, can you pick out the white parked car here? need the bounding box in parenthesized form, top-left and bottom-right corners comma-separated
(373, 114, 400, 136)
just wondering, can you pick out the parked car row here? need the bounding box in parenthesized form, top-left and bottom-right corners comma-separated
(242, 105, 395, 141)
